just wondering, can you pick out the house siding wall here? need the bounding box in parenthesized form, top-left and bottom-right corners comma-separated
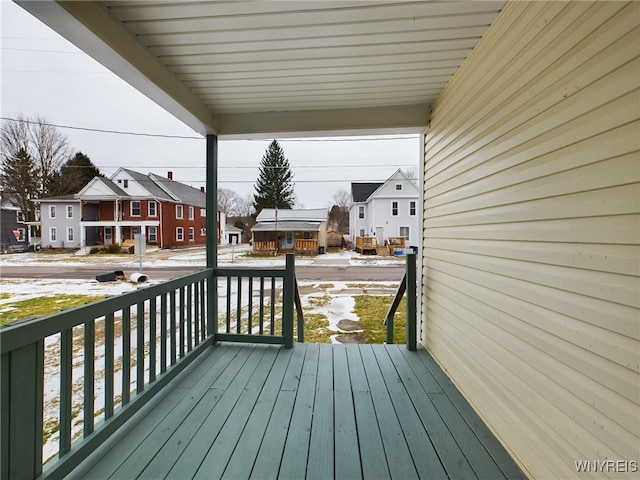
(422, 2, 639, 478)
(40, 202, 82, 248)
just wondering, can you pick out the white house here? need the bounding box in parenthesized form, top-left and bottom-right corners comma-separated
(349, 169, 420, 249)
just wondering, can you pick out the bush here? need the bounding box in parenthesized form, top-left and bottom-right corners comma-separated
(89, 247, 100, 254)
(105, 243, 121, 254)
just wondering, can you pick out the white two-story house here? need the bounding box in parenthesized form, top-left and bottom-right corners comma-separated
(349, 169, 420, 249)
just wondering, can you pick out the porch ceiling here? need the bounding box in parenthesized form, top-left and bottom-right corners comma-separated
(16, 1, 505, 137)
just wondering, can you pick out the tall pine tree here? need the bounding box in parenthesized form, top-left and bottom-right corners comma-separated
(253, 140, 295, 215)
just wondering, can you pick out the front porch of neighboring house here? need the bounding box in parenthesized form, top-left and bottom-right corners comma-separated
(0, 253, 526, 479)
(252, 229, 320, 255)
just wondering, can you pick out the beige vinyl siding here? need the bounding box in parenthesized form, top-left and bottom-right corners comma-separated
(422, 1, 639, 479)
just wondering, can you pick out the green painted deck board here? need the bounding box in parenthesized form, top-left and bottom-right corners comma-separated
(68, 343, 524, 480)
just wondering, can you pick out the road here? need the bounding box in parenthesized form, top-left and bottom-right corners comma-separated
(0, 264, 405, 282)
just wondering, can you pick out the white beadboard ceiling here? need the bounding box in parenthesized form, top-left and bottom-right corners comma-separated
(17, 0, 506, 137)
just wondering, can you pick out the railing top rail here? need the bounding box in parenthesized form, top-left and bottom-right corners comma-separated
(215, 267, 286, 277)
(1, 268, 214, 354)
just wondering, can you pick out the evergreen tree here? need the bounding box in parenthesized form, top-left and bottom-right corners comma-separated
(0, 148, 39, 222)
(252, 140, 295, 214)
(48, 151, 103, 196)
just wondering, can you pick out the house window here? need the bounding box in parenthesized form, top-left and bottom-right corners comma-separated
(399, 226, 410, 240)
(148, 226, 157, 243)
(16, 228, 25, 241)
(176, 227, 184, 241)
(66, 205, 73, 218)
(396, 184, 402, 191)
(148, 201, 157, 217)
(67, 227, 74, 242)
(200, 208, 206, 217)
(409, 201, 416, 216)
(50, 227, 57, 242)
(189, 227, 195, 241)
(188, 206, 194, 220)
(359, 228, 365, 237)
(200, 227, 206, 236)
(392, 202, 398, 216)
(16, 211, 24, 222)
(49, 206, 56, 218)
(131, 201, 141, 216)
(123, 179, 128, 188)
(358, 206, 365, 219)
(176, 205, 183, 219)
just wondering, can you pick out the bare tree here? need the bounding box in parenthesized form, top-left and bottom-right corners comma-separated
(217, 188, 246, 217)
(403, 167, 420, 185)
(328, 188, 351, 233)
(1, 115, 71, 203)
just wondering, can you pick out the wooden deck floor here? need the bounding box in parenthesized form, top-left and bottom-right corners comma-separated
(67, 343, 526, 479)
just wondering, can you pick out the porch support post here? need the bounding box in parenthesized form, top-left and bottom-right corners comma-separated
(406, 253, 417, 351)
(282, 253, 295, 348)
(1, 341, 44, 479)
(206, 134, 218, 337)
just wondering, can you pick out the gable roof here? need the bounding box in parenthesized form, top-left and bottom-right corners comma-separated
(351, 182, 383, 203)
(256, 208, 328, 223)
(149, 173, 206, 208)
(76, 176, 129, 199)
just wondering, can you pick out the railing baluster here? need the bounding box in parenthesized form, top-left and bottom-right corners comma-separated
(104, 313, 114, 419)
(200, 279, 206, 340)
(248, 277, 253, 334)
(282, 254, 295, 348)
(226, 276, 232, 333)
(169, 291, 176, 366)
(122, 307, 131, 405)
(193, 282, 200, 345)
(236, 276, 242, 334)
(160, 293, 167, 374)
(84, 320, 95, 437)
(179, 287, 185, 358)
(270, 276, 275, 336)
(149, 297, 157, 383)
(186, 284, 193, 352)
(59, 328, 73, 456)
(259, 277, 265, 334)
(136, 302, 145, 394)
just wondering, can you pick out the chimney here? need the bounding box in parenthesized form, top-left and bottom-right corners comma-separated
(200, 186, 205, 193)
(167, 171, 173, 180)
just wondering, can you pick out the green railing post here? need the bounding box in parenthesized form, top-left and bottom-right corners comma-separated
(295, 280, 304, 343)
(282, 254, 295, 348)
(0, 341, 44, 479)
(406, 253, 417, 351)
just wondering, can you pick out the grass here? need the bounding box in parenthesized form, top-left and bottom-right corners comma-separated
(0, 294, 107, 326)
(352, 295, 406, 344)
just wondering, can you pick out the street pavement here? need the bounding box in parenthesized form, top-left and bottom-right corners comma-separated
(0, 245, 407, 282)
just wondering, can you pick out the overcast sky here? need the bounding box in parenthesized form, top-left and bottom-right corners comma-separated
(0, 1, 421, 209)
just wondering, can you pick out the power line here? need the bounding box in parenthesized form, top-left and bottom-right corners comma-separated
(1, 117, 418, 142)
(0, 117, 203, 140)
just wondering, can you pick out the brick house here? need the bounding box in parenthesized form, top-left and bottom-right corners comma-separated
(76, 168, 224, 248)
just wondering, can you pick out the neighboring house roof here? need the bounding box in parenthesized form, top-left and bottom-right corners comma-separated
(76, 176, 129, 199)
(351, 169, 419, 204)
(34, 195, 79, 204)
(225, 224, 242, 233)
(75, 168, 206, 208)
(252, 221, 321, 232)
(256, 208, 328, 223)
(149, 172, 206, 208)
(351, 182, 383, 203)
